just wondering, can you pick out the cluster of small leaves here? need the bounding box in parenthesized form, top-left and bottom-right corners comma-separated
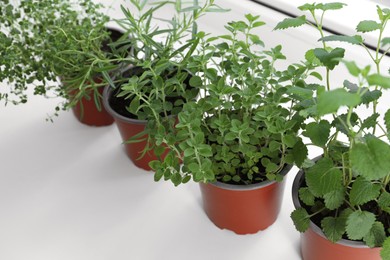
(106, 0, 226, 154)
(276, 2, 390, 256)
(150, 14, 309, 186)
(1, 0, 118, 117)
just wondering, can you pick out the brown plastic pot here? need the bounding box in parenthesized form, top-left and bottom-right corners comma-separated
(199, 164, 292, 235)
(103, 85, 168, 171)
(292, 168, 381, 260)
(71, 82, 114, 126)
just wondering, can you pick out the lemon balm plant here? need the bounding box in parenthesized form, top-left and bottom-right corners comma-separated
(275, 3, 390, 259)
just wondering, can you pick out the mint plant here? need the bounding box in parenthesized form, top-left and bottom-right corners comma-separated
(150, 14, 309, 186)
(275, 3, 390, 257)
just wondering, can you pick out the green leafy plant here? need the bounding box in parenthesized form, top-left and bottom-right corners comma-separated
(150, 14, 310, 186)
(1, 0, 119, 118)
(103, 0, 227, 155)
(275, 2, 390, 257)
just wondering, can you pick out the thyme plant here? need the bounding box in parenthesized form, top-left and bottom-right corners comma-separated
(276, 3, 390, 257)
(1, 0, 116, 118)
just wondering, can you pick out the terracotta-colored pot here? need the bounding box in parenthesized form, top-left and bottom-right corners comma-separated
(71, 84, 114, 126)
(292, 169, 381, 260)
(103, 85, 168, 170)
(199, 164, 292, 234)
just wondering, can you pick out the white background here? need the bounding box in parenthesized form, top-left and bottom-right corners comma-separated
(0, 0, 389, 259)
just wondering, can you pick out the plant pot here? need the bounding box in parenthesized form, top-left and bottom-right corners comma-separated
(71, 81, 114, 126)
(103, 85, 168, 170)
(292, 168, 382, 260)
(69, 27, 127, 127)
(199, 164, 292, 234)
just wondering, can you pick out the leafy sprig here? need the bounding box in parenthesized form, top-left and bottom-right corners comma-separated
(276, 2, 390, 255)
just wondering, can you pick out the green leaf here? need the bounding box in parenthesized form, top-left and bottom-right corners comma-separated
(314, 47, 345, 70)
(381, 37, 390, 47)
(318, 2, 346, 10)
(310, 71, 323, 81)
(367, 74, 390, 89)
(189, 76, 202, 87)
(184, 148, 195, 157)
(361, 90, 382, 105)
(317, 89, 361, 116)
(291, 208, 310, 232)
(305, 158, 343, 197)
(321, 35, 363, 45)
(299, 187, 315, 206)
(323, 189, 345, 210)
(378, 192, 390, 210)
(385, 109, 390, 141)
(381, 237, 390, 260)
(350, 177, 381, 206)
(363, 222, 386, 248)
(303, 120, 331, 147)
(356, 20, 382, 33)
(321, 216, 346, 243)
(343, 60, 360, 77)
(305, 49, 321, 64)
(274, 16, 306, 30)
(350, 135, 390, 180)
(292, 139, 308, 167)
(346, 211, 376, 240)
(360, 113, 379, 130)
(287, 86, 313, 100)
(283, 134, 297, 148)
(198, 144, 213, 157)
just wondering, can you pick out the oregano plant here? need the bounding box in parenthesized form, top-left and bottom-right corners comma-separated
(276, 3, 390, 257)
(149, 14, 310, 186)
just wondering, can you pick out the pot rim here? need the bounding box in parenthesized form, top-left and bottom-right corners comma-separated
(292, 156, 378, 249)
(206, 163, 292, 191)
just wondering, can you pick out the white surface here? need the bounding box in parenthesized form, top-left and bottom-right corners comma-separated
(1, 0, 389, 259)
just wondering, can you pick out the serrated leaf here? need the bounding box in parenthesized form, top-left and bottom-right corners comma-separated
(350, 135, 390, 180)
(317, 2, 346, 11)
(305, 158, 343, 197)
(283, 134, 297, 148)
(378, 192, 390, 210)
(314, 47, 345, 70)
(324, 189, 345, 210)
(320, 35, 364, 45)
(299, 187, 315, 206)
(292, 139, 308, 167)
(317, 88, 361, 116)
(363, 222, 386, 248)
(382, 37, 390, 47)
(303, 120, 331, 147)
(360, 113, 380, 130)
(361, 89, 382, 104)
(385, 109, 390, 141)
(321, 216, 346, 243)
(291, 208, 310, 232)
(346, 211, 376, 240)
(367, 74, 390, 89)
(343, 60, 360, 77)
(356, 20, 381, 33)
(381, 237, 390, 260)
(274, 16, 306, 30)
(350, 177, 381, 206)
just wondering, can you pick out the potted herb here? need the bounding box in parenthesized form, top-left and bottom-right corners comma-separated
(1, 0, 125, 125)
(275, 3, 390, 259)
(102, 0, 226, 170)
(150, 14, 309, 234)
